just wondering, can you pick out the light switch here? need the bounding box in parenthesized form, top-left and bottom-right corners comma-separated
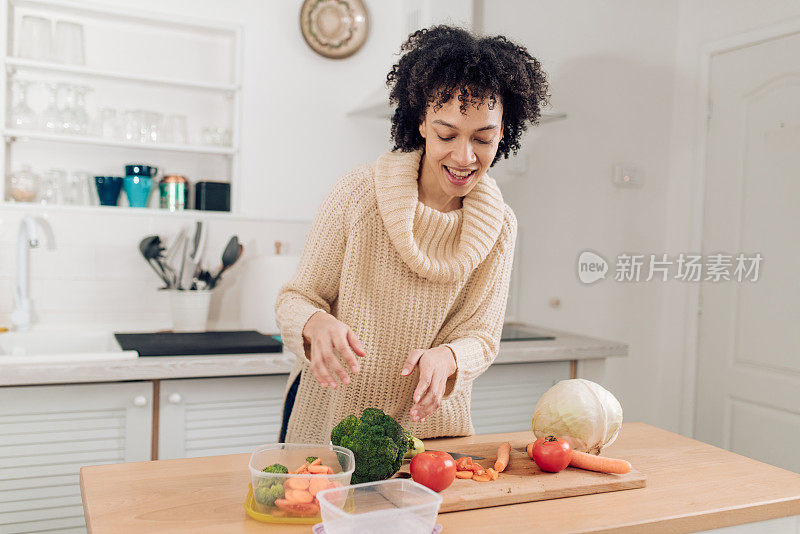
(613, 164, 643, 187)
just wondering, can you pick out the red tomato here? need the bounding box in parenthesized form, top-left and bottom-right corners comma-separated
(409, 450, 456, 492)
(531, 436, 572, 473)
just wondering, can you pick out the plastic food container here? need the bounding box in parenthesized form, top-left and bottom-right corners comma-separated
(317, 479, 443, 534)
(246, 443, 355, 524)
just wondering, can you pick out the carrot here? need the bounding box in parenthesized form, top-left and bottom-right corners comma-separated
(284, 477, 310, 491)
(486, 467, 499, 481)
(309, 457, 322, 467)
(472, 472, 491, 482)
(285, 489, 314, 504)
(494, 442, 511, 472)
(569, 450, 631, 474)
(326, 466, 334, 474)
(526, 442, 535, 459)
(309, 478, 330, 496)
(308, 464, 327, 474)
(455, 456, 473, 471)
(291, 461, 309, 474)
(456, 470, 474, 479)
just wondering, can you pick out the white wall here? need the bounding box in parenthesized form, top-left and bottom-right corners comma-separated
(482, 0, 679, 427)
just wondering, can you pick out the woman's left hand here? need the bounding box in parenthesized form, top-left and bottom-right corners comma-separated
(401, 346, 457, 422)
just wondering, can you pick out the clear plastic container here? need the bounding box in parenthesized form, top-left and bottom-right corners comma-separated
(247, 443, 355, 524)
(317, 479, 443, 534)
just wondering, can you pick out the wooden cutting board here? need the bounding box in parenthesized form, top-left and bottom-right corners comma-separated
(398, 440, 647, 513)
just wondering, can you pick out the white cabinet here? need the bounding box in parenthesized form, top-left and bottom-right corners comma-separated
(0, 381, 152, 534)
(158, 375, 287, 460)
(470, 361, 570, 434)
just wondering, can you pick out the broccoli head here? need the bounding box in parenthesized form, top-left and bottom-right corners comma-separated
(262, 463, 288, 474)
(254, 478, 284, 506)
(330, 408, 411, 484)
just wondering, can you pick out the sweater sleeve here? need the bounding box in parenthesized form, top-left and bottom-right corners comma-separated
(439, 207, 517, 399)
(274, 174, 352, 361)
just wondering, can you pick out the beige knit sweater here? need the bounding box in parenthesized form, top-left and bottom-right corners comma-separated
(275, 148, 517, 444)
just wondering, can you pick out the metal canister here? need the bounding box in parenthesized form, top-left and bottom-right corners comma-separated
(159, 174, 188, 211)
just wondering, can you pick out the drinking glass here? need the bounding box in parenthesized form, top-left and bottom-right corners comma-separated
(41, 168, 66, 205)
(163, 114, 188, 144)
(8, 79, 37, 130)
(40, 82, 62, 133)
(59, 83, 78, 133)
(53, 21, 85, 65)
(72, 85, 91, 135)
(7, 165, 40, 203)
(97, 107, 120, 139)
(17, 16, 52, 61)
(64, 171, 91, 205)
(144, 111, 163, 143)
(122, 109, 145, 143)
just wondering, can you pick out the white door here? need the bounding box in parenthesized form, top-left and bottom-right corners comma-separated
(695, 30, 800, 472)
(0, 382, 152, 534)
(158, 375, 287, 460)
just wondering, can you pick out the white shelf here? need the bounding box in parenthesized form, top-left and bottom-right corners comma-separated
(6, 57, 239, 93)
(3, 128, 237, 155)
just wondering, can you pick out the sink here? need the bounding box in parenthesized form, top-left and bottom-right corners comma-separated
(0, 328, 138, 364)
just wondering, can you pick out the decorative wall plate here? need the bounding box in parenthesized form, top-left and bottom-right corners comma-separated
(300, 0, 369, 59)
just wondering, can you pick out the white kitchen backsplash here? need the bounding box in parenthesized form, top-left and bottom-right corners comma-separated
(0, 207, 310, 332)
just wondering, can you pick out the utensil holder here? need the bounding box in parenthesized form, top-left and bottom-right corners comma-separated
(169, 290, 212, 332)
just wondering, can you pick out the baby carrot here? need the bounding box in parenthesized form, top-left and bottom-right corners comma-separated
(456, 470, 474, 479)
(494, 442, 511, 472)
(569, 450, 631, 474)
(309, 457, 322, 467)
(284, 477, 310, 491)
(308, 464, 327, 474)
(285, 489, 314, 504)
(526, 442, 535, 460)
(486, 468, 499, 480)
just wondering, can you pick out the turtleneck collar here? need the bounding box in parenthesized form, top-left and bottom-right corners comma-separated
(374, 149, 506, 283)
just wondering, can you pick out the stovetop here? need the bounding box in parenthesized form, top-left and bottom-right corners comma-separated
(500, 324, 556, 342)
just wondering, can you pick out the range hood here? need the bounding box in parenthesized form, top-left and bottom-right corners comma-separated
(347, 84, 567, 123)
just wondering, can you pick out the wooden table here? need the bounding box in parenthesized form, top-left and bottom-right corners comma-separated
(80, 423, 800, 533)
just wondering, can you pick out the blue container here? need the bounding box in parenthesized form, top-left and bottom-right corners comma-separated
(95, 176, 123, 206)
(123, 164, 157, 208)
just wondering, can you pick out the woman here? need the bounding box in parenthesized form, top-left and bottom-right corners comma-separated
(276, 25, 549, 444)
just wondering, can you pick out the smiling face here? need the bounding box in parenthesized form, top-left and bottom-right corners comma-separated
(417, 92, 503, 212)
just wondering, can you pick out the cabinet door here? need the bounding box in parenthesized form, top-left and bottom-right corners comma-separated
(0, 382, 152, 534)
(159, 375, 287, 460)
(470, 362, 570, 434)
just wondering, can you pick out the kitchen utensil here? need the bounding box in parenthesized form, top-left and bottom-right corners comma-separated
(177, 235, 189, 290)
(114, 331, 282, 357)
(53, 21, 85, 65)
(159, 174, 187, 211)
(123, 164, 157, 208)
(194, 181, 231, 211)
(312, 524, 442, 534)
(168, 289, 211, 332)
(184, 221, 206, 289)
(7, 166, 40, 203)
(208, 237, 241, 289)
(17, 15, 52, 61)
(396, 441, 647, 513)
(445, 452, 485, 461)
(95, 176, 123, 206)
(164, 228, 187, 273)
(245, 443, 356, 525)
(138, 235, 171, 287)
(317, 479, 442, 534)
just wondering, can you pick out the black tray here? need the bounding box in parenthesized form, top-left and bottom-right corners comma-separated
(114, 330, 283, 357)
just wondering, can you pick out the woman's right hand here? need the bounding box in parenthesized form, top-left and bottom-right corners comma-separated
(302, 311, 366, 388)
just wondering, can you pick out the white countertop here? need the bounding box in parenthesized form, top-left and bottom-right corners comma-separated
(0, 325, 627, 387)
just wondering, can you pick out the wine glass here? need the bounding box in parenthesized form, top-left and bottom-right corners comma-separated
(71, 85, 92, 135)
(8, 79, 37, 130)
(40, 82, 62, 133)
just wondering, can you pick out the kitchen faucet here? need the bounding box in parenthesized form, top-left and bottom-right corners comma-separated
(12, 216, 41, 332)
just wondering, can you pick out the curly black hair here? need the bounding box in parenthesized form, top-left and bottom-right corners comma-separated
(386, 25, 550, 166)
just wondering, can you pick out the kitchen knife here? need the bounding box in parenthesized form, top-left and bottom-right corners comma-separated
(446, 452, 485, 460)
